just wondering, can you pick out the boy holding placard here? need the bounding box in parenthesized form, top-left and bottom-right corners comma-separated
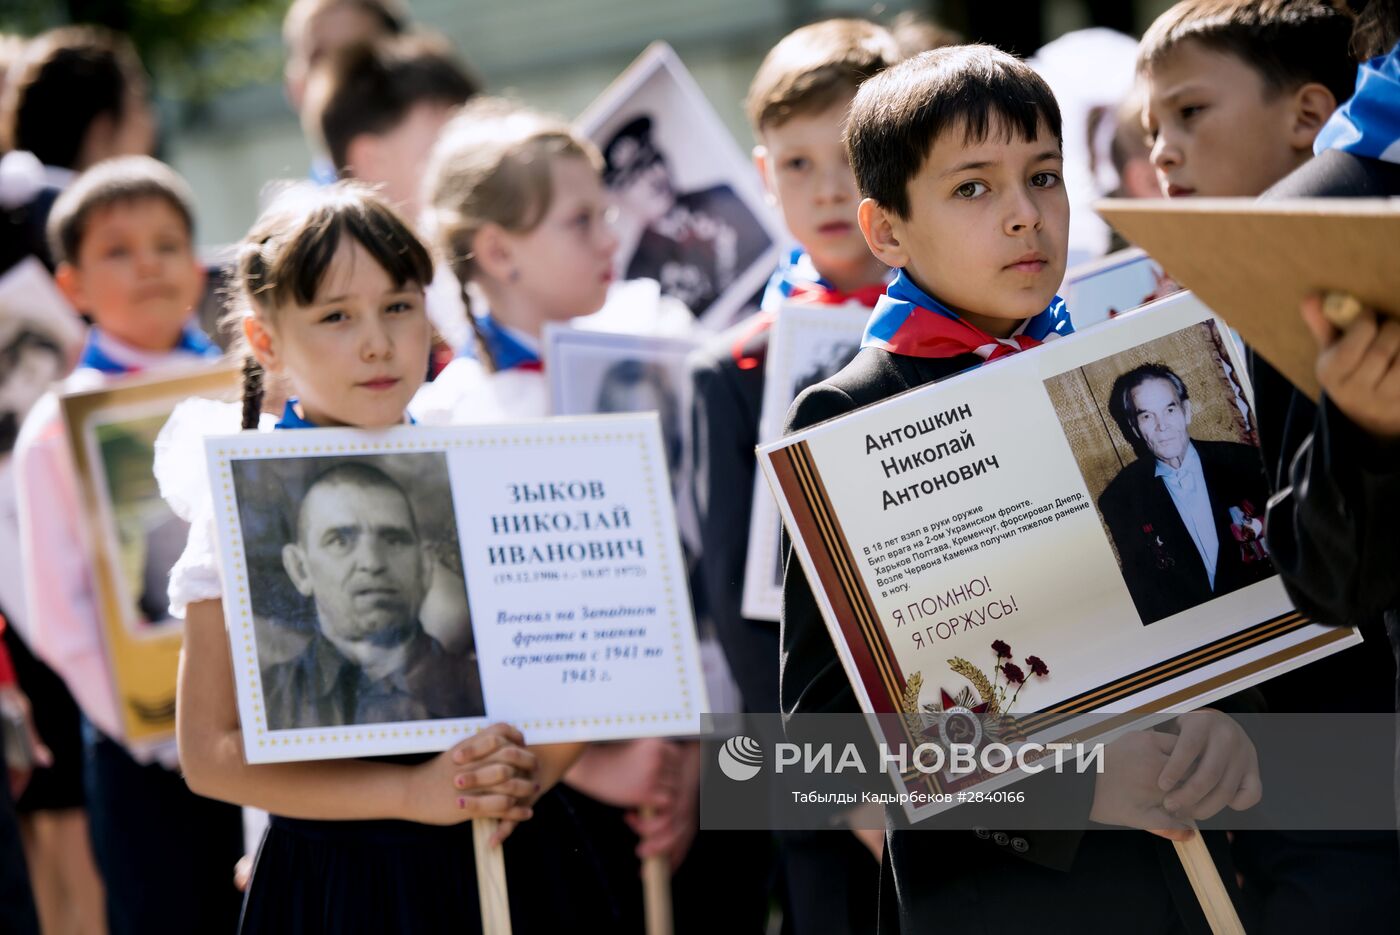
(1135, 2, 1397, 928)
(687, 19, 900, 934)
(782, 45, 1262, 932)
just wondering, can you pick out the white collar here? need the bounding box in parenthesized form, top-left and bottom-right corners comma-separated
(1154, 441, 1202, 479)
(88, 328, 205, 372)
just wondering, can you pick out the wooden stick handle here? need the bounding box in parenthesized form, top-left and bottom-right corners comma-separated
(1172, 831, 1245, 935)
(473, 818, 512, 935)
(640, 808, 673, 935)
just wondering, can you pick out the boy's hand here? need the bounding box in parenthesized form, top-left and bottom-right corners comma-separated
(1301, 295, 1400, 441)
(1156, 709, 1262, 822)
(1089, 729, 1194, 841)
(406, 723, 537, 832)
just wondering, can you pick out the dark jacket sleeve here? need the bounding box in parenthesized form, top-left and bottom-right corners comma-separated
(1256, 151, 1400, 628)
(1263, 389, 1400, 626)
(688, 349, 780, 713)
(779, 382, 864, 719)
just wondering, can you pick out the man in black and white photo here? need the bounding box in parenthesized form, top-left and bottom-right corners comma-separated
(264, 462, 483, 730)
(604, 114, 770, 317)
(1098, 363, 1275, 625)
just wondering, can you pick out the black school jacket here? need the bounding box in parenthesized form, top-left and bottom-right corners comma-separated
(1255, 149, 1400, 667)
(781, 346, 1252, 935)
(688, 319, 779, 713)
(1098, 440, 1276, 626)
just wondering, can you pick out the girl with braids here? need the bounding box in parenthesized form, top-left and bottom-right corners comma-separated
(154, 182, 616, 933)
(410, 99, 707, 933)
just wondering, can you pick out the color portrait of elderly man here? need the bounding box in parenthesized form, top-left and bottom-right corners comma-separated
(263, 462, 483, 730)
(1097, 363, 1275, 625)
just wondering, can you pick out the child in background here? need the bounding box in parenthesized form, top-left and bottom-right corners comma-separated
(685, 18, 899, 935)
(301, 32, 479, 223)
(783, 45, 1263, 933)
(888, 9, 963, 59)
(299, 31, 479, 362)
(1138, 0, 1354, 199)
(411, 98, 693, 424)
(0, 25, 155, 268)
(412, 99, 712, 934)
(13, 155, 241, 934)
(280, 0, 407, 181)
(1136, 2, 1397, 930)
(1100, 89, 1162, 252)
(160, 182, 605, 932)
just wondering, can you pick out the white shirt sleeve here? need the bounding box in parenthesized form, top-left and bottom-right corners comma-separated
(13, 390, 124, 741)
(154, 397, 252, 617)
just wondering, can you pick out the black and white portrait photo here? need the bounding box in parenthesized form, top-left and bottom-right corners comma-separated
(545, 326, 697, 496)
(231, 452, 484, 731)
(579, 43, 781, 329)
(603, 114, 770, 319)
(1044, 321, 1275, 626)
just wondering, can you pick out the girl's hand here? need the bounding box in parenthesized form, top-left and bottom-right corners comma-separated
(1156, 709, 1262, 822)
(405, 723, 537, 829)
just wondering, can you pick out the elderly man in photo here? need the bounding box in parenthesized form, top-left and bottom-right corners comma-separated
(1098, 363, 1275, 625)
(264, 462, 483, 730)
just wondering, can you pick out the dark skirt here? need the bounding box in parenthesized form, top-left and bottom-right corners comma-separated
(241, 787, 618, 934)
(1, 619, 85, 812)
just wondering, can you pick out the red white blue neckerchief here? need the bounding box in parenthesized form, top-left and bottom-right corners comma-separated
(78, 324, 219, 375)
(860, 269, 1073, 362)
(275, 399, 414, 430)
(1315, 39, 1400, 164)
(733, 249, 889, 370)
(460, 313, 541, 373)
(759, 248, 890, 311)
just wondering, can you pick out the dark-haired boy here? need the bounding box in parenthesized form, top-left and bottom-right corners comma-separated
(13, 156, 243, 935)
(687, 18, 900, 934)
(1135, 3, 1398, 930)
(302, 32, 479, 222)
(783, 45, 1261, 932)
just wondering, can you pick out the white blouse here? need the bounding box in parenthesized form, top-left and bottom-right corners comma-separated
(155, 397, 275, 618)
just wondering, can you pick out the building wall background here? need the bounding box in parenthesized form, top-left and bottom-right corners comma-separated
(6, 0, 1176, 246)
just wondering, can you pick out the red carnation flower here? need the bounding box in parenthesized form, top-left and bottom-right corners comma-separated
(991, 640, 1012, 659)
(1001, 662, 1025, 684)
(1026, 656, 1049, 677)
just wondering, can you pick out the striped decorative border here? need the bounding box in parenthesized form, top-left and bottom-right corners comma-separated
(770, 439, 1346, 744)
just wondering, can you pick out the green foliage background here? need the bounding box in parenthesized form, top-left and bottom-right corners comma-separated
(1, 0, 288, 103)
